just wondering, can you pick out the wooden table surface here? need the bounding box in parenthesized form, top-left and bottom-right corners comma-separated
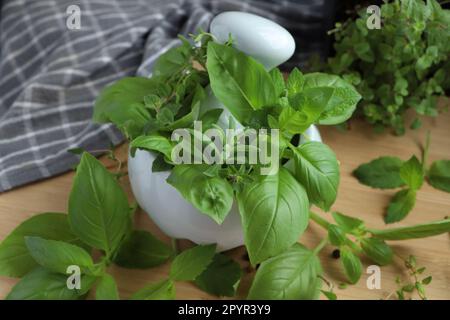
(1, 111, 449, 300)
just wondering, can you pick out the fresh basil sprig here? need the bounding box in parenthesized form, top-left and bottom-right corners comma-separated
(354, 133, 450, 223)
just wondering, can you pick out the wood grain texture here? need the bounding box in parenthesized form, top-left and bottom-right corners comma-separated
(0, 111, 449, 300)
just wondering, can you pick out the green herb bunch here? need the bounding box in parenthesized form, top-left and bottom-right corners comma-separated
(1, 32, 450, 300)
(327, 0, 450, 134)
(354, 133, 450, 223)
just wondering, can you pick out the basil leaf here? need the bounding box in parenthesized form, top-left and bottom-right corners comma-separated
(130, 135, 173, 159)
(247, 244, 322, 300)
(207, 42, 276, 123)
(286, 67, 304, 96)
(152, 154, 174, 172)
(360, 238, 393, 266)
(25, 237, 94, 275)
(167, 165, 233, 224)
(130, 279, 175, 300)
(96, 274, 119, 300)
(301, 73, 361, 125)
(153, 41, 191, 77)
(340, 246, 362, 284)
(93, 77, 159, 139)
(113, 230, 173, 269)
(400, 155, 424, 190)
(68, 152, 130, 255)
(199, 108, 223, 129)
(328, 225, 347, 246)
(332, 212, 365, 234)
(269, 68, 286, 97)
(369, 219, 450, 240)
(0, 213, 80, 278)
(292, 141, 340, 211)
(385, 189, 416, 224)
(6, 267, 93, 300)
(169, 244, 216, 281)
(194, 254, 242, 297)
(321, 290, 337, 300)
(353, 156, 405, 189)
(427, 160, 450, 193)
(237, 168, 310, 265)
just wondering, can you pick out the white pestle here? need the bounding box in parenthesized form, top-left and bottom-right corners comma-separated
(200, 11, 296, 130)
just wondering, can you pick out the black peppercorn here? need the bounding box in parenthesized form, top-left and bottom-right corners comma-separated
(332, 249, 340, 259)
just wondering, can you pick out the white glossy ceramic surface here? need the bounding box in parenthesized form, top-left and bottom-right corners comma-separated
(210, 11, 296, 70)
(128, 12, 321, 251)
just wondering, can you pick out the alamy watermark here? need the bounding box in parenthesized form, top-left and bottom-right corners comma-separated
(170, 121, 280, 175)
(367, 5, 381, 30)
(66, 5, 81, 30)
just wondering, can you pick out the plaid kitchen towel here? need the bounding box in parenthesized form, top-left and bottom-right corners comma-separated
(0, 0, 335, 192)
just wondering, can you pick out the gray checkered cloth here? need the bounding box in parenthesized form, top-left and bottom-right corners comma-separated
(0, 0, 333, 192)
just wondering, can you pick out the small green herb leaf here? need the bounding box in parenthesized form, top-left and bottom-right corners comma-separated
(385, 189, 416, 224)
(427, 160, 450, 193)
(169, 244, 216, 281)
(194, 253, 242, 297)
(130, 279, 175, 300)
(130, 135, 173, 160)
(167, 165, 233, 224)
(328, 225, 347, 246)
(113, 230, 173, 269)
(400, 155, 424, 190)
(360, 238, 393, 266)
(25, 237, 94, 275)
(321, 290, 337, 300)
(286, 68, 304, 96)
(96, 274, 119, 300)
(247, 244, 323, 300)
(353, 157, 405, 189)
(331, 212, 365, 234)
(269, 68, 286, 97)
(6, 267, 93, 300)
(0, 213, 81, 278)
(340, 246, 362, 284)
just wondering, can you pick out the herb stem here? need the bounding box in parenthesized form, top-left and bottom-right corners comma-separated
(422, 130, 431, 171)
(310, 211, 331, 230)
(171, 238, 179, 255)
(313, 237, 329, 254)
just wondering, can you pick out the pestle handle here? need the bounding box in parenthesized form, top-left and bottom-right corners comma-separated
(210, 11, 296, 70)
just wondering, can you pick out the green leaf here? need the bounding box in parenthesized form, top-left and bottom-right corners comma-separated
(292, 141, 340, 211)
(385, 189, 416, 224)
(25, 237, 94, 275)
(93, 77, 160, 139)
(427, 160, 450, 193)
(199, 108, 223, 129)
(153, 41, 191, 77)
(68, 152, 130, 255)
(400, 156, 424, 190)
(194, 253, 242, 297)
(130, 279, 175, 300)
(237, 168, 310, 265)
(167, 165, 233, 224)
(247, 244, 322, 300)
(96, 274, 119, 300)
(206, 42, 276, 123)
(169, 244, 216, 281)
(422, 276, 432, 285)
(353, 157, 405, 189)
(130, 135, 173, 159)
(331, 212, 365, 234)
(6, 267, 93, 300)
(321, 290, 337, 300)
(113, 230, 173, 269)
(340, 246, 362, 284)
(269, 68, 286, 97)
(369, 219, 450, 240)
(360, 238, 393, 265)
(286, 67, 304, 96)
(328, 225, 347, 246)
(301, 73, 361, 125)
(0, 213, 80, 278)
